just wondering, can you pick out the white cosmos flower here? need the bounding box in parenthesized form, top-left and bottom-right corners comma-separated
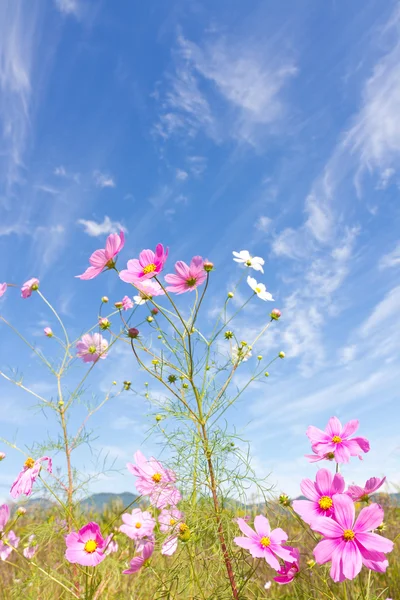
(133, 293, 148, 305)
(247, 276, 274, 301)
(232, 250, 264, 273)
(232, 344, 252, 363)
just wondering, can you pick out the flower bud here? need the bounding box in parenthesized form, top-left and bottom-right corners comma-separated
(278, 351, 285, 359)
(123, 381, 131, 391)
(58, 400, 64, 407)
(16, 507, 26, 516)
(241, 341, 247, 347)
(101, 296, 109, 303)
(224, 331, 233, 339)
(306, 559, 316, 569)
(182, 383, 189, 389)
(376, 521, 386, 532)
(127, 327, 139, 339)
(99, 317, 111, 330)
(151, 307, 159, 315)
(264, 372, 269, 377)
(157, 334, 162, 339)
(0, 452, 6, 461)
(168, 374, 177, 384)
(44, 327, 53, 337)
(257, 355, 262, 361)
(203, 260, 214, 272)
(178, 523, 191, 542)
(114, 301, 123, 309)
(155, 415, 163, 422)
(147, 316, 154, 323)
(270, 308, 281, 320)
(112, 381, 117, 385)
(227, 292, 234, 298)
(152, 359, 159, 366)
(279, 494, 291, 507)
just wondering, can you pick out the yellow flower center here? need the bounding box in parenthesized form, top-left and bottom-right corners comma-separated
(186, 277, 197, 287)
(255, 286, 261, 294)
(343, 529, 355, 541)
(152, 473, 162, 483)
(24, 457, 35, 469)
(332, 435, 342, 444)
(246, 260, 252, 266)
(105, 259, 115, 269)
(84, 539, 98, 553)
(143, 263, 157, 274)
(135, 522, 142, 529)
(318, 496, 333, 511)
(260, 536, 270, 548)
(170, 519, 177, 526)
(88, 345, 97, 354)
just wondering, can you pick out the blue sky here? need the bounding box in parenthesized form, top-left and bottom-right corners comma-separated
(1, 0, 400, 503)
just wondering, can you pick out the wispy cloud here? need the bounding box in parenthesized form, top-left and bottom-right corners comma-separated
(93, 170, 116, 189)
(54, 165, 80, 183)
(176, 169, 188, 181)
(77, 216, 126, 237)
(255, 216, 271, 232)
(379, 242, 400, 269)
(54, 0, 81, 18)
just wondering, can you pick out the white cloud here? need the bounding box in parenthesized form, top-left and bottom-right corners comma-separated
(255, 216, 271, 232)
(54, 165, 66, 176)
(376, 167, 395, 189)
(187, 155, 207, 176)
(339, 345, 357, 364)
(359, 286, 400, 338)
(379, 242, 400, 269)
(176, 169, 188, 181)
(34, 184, 60, 195)
(54, 0, 81, 18)
(93, 170, 116, 188)
(77, 216, 125, 237)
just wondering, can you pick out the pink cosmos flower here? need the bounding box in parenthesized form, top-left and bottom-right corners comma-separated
(293, 469, 345, 524)
(119, 244, 168, 284)
(123, 537, 154, 574)
(44, 327, 53, 337)
(23, 535, 38, 559)
(76, 333, 108, 363)
(305, 448, 337, 463)
(120, 509, 156, 540)
(347, 477, 386, 502)
(21, 278, 39, 298)
(127, 450, 181, 509)
(76, 231, 125, 280)
(234, 516, 296, 570)
(133, 279, 165, 305)
(0, 283, 7, 298)
(158, 508, 184, 533)
(0, 504, 10, 531)
(164, 256, 207, 294)
(0, 530, 19, 561)
(0, 452, 5, 461)
(65, 522, 106, 567)
(161, 534, 179, 556)
(121, 295, 134, 310)
(312, 493, 393, 582)
(307, 417, 370, 463)
(273, 547, 300, 585)
(10, 456, 52, 499)
(104, 534, 118, 555)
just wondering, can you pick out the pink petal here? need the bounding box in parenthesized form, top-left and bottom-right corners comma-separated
(292, 500, 320, 525)
(76, 266, 103, 280)
(340, 419, 359, 439)
(269, 527, 288, 544)
(325, 416, 342, 437)
(356, 532, 394, 554)
(354, 503, 384, 533)
(271, 543, 295, 562)
(314, 538, 339, 564)
(263, 548, 280, 570)
(236, 518, 258, 539)
(161, 536, 178, 556)
(306, 426, 331, 444)
(253, 515, 271, 537)
(300, 478, 319, 501)
(341, 541, 362, 580)
(311, 516, 344, 538)
(331, 472, 345, 494)
(331, 494, 354, 530)
(234, 536, 258, 551)
(334, 443, 351, 463)
(139, 249, 156, 267)
(89, 249, 107, 269)
(79, 522, 103, 543)
(361, 557, 388, 573)
(350, 436, 370, 453)
(330, 542, 347, 583)
(105, 231, 124, 259)
(174, 261, 190, 279)
(365, 476, 386, 494)
(315, 469, 333, 496)
(123, 556, 145, 573)
(347, 485, 364, 501)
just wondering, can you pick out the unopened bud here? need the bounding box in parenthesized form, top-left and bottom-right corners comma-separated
(224, 331, 233, 340)
(182, 383, 189, 389)
(123, 381, 131, 391)
(306, 559, 316, 569)
(178, 523, 191, 542)
(114, 301, 123, 309)
(203, 260, 214, 272)
(168, 375, 177, 384)
(227, 292, 234, 298)
(44, 327, 53, 338)
(155, 415, 162, 422)
(257, 355, 262, 361)
(376, 522, 386, 532)
(112, 381, 117, 385)
(264, 372, 269, 377)
(0, 452, 6, 461)
(279, 351, 285, 359)
(128, 327, 139, 339)
(157, 334, 162, 339)
(270, 308, 281, 320)
(101, 296, 109, 303)
(241, 341, 247, 347)
(99, 317, 111, 330)
(151, 307, 159, 315)
(16, 507, 26, 516)
(152, 359, 159, 366)
(279, 494, 291, 507)
(31, 283, 39, 291)
(147, 316, 154, 323)
(58, 400, 64, 407)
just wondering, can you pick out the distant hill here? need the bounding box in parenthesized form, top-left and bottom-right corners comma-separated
(80, 492, 139, 512)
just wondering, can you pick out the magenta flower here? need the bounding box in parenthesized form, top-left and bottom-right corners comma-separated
(273, 547, 300, 585)
(312, 494, 393, 582)
(293, 469, 345, 524)
(76, 231, 125, 280)
(23, 535, 38, 559)
(121, 295, 134, 311)
(21, 278, 39, 298)
(164, 256, 207, 294)
(65, 522, 106, 566)
(44, 327, 53, 337)
(234, 516, 296, 570)
(347, 477, 386, 502)
(76, 333, 108, 363)
(158, 508, 184, 533)
(0, 283, 7, 298)
(123, 537, 154, 574)
(120, 509, 156, 540)
(0, 530, 20, 561)
(127, 450, 181, 509)
(307, 417, 370, 463)
(119, 244, 168, 284)
(10, 456, 52, 499)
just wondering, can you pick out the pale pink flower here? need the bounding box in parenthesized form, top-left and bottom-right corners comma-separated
(0, 531, 19, 561)
(0, 452, 5, 461)
(158, 508, 184, 533)
(44, 327, 53, 337)
(76, 231, 125, 280)
(165, 256, 207, 294)
(307, 417, 370, 463)
(76, 333, 108, 363)
(293, 469, 345, 524)
(104, 534, 118, 555)
(119, 244, 168, 283)
(127, 450, 181, 509)
(347, 477, 386, 502)
(273, 548, 300, 585)
(234, 516, 296, 570)
(305, 449, 336, 463)
(133, 279, 165, 304)
(161, 534, 179, 556)
(312, 494, 393, 582)
(121, 295, 134, 311)
(21, 278, 39, 298)
(23, 535, 38, 559)
(119, 509, 155, 540)
(10, 456, 52, 499)
(0, 283, 7, 298)
(65, 522, 106, 567)
(0, 504, 10, 531)
(123, 537, 154, 574)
